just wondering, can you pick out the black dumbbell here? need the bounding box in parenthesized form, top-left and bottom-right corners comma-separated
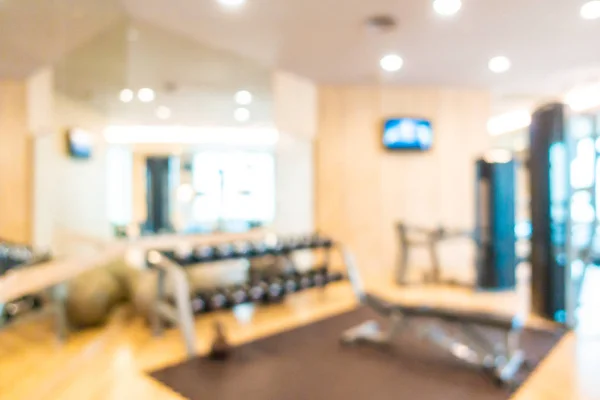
(296, 271, 314, 290)
(327, 271, 345, 283)
(214, 244, 235, 260)
(248, 281, 269, 302)
(282, 275, 299, 293)
(194, 246, 216, 263)
(311, 267, 328, 287)
(223, 285, 250, 306)
(207, 289, 229, 311)
(266, 279, 286, 303)
(190, 292, 209, 314)
(232, 241, 252, 258)
(249, 241, 268, 257)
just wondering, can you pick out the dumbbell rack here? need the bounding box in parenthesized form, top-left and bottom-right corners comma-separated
(146, 234, 342, 357)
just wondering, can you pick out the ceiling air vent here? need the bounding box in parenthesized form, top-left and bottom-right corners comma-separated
(365, 15, 398, 34)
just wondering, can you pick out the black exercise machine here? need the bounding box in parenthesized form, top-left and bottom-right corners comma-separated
(341, 247, 527, 387)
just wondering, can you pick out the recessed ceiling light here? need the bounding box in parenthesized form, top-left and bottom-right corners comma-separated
(119, 89, 134, 103)
(235, 90, 253, 105)
(581, 1, 600, 19)
(218, 0, 246, 8)
(138, 88, 155, 103)
(433, 0, 462, 16)
(488, 56, 511, 73)
(234, 108, 250, 122)
(380, 54, 404, 72)
(156, 106, 172, 120)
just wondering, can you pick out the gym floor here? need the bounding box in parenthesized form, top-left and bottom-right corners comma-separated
(1, 276, 599, 400)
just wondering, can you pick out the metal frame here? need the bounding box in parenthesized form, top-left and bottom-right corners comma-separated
(342, 246, 525, 386)
(395, 222, 472, 286)
(147, 251, 197, 358)
(0, 283, 69, 341)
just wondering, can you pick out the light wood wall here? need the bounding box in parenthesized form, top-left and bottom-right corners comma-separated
(316, 86, 491, 282)
(0, 81, 32, 243)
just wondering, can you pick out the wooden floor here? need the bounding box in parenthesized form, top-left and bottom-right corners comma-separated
(1, 280, 600, 400)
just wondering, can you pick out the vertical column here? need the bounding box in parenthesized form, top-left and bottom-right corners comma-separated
(273, 71, 317, 235)
(0, 81, 32, 243)
(475, 157, 516, 290)
(145, 156, 173, 233)
(529, 103, 567, 322)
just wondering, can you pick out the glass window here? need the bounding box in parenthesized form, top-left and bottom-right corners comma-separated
(191, 151, 275, 230)
(106, 146, 133, 225)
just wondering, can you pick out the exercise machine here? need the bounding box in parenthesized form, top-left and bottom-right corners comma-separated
(395, 156, 518, 290)
(341, 247, 527, 387)
(395, 223, 472, 286)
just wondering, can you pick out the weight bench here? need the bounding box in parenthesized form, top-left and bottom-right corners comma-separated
(340, 247, 526, 386)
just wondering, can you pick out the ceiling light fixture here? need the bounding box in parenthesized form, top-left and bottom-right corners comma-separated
(380, 54, 404, 72)
(487, 110, 531, 135)
(138, 88, 155, 103)
(565, 83, 600, 112)
(235, 90, 253, 105)
(119, 89, 134, 103)
(581, 0, 600, 19)
(433, 0, 462, 16)
(156, 106, 172, 120)
(217, 0, 246, 8)
(488, 56, 511, 73)
(234, 107, 251, 122)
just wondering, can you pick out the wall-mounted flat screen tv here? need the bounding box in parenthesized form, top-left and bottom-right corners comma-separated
(67, 128, 93, 159)
(383, 118, 433, 151)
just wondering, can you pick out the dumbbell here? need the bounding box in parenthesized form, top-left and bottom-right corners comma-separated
(232, 241, 253, 258)
(207, 289, 229, 311)
(310, 234, 333, 248)
(174, 248, 195, 265)
(249, 241, 268, 257)
(282, 274, 299, 293)
(265, 278, 285, 303)
(2, 295, 43, 323)
(296, 271, 314, 290)
(248, 281, 268, 302)
(223, 285, 250, 306)
(190, 292, 209, 314)
(265, 238, 285, 255)
(327, 271, 345, 283)
(214, 243, 235, 260)
(194, 245, 216, 263)
(310, 267, 328, 287)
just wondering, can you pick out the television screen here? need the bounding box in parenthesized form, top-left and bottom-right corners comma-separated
(383, 118, 433, 150)
(67, 128, 92, 159)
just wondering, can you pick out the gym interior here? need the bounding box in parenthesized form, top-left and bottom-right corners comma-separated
(1, 1, 600, 399)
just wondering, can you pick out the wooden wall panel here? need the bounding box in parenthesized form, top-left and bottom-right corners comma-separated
(0, 81, 32, 243)
(316, 85, 491, 282)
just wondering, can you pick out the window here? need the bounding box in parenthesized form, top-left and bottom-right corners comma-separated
(106, 146, 133, 225)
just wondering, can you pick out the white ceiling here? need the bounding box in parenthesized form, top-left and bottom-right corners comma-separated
(53, 19, 273, 126)
(124, 0, 600, 96)
(2, 0, 600, 110)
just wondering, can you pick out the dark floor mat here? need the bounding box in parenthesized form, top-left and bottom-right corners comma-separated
(150, 307, 565, 400)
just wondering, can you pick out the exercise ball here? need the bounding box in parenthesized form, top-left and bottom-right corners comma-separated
(66, 268, 123, 328)
(102, 256, 137, 303)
